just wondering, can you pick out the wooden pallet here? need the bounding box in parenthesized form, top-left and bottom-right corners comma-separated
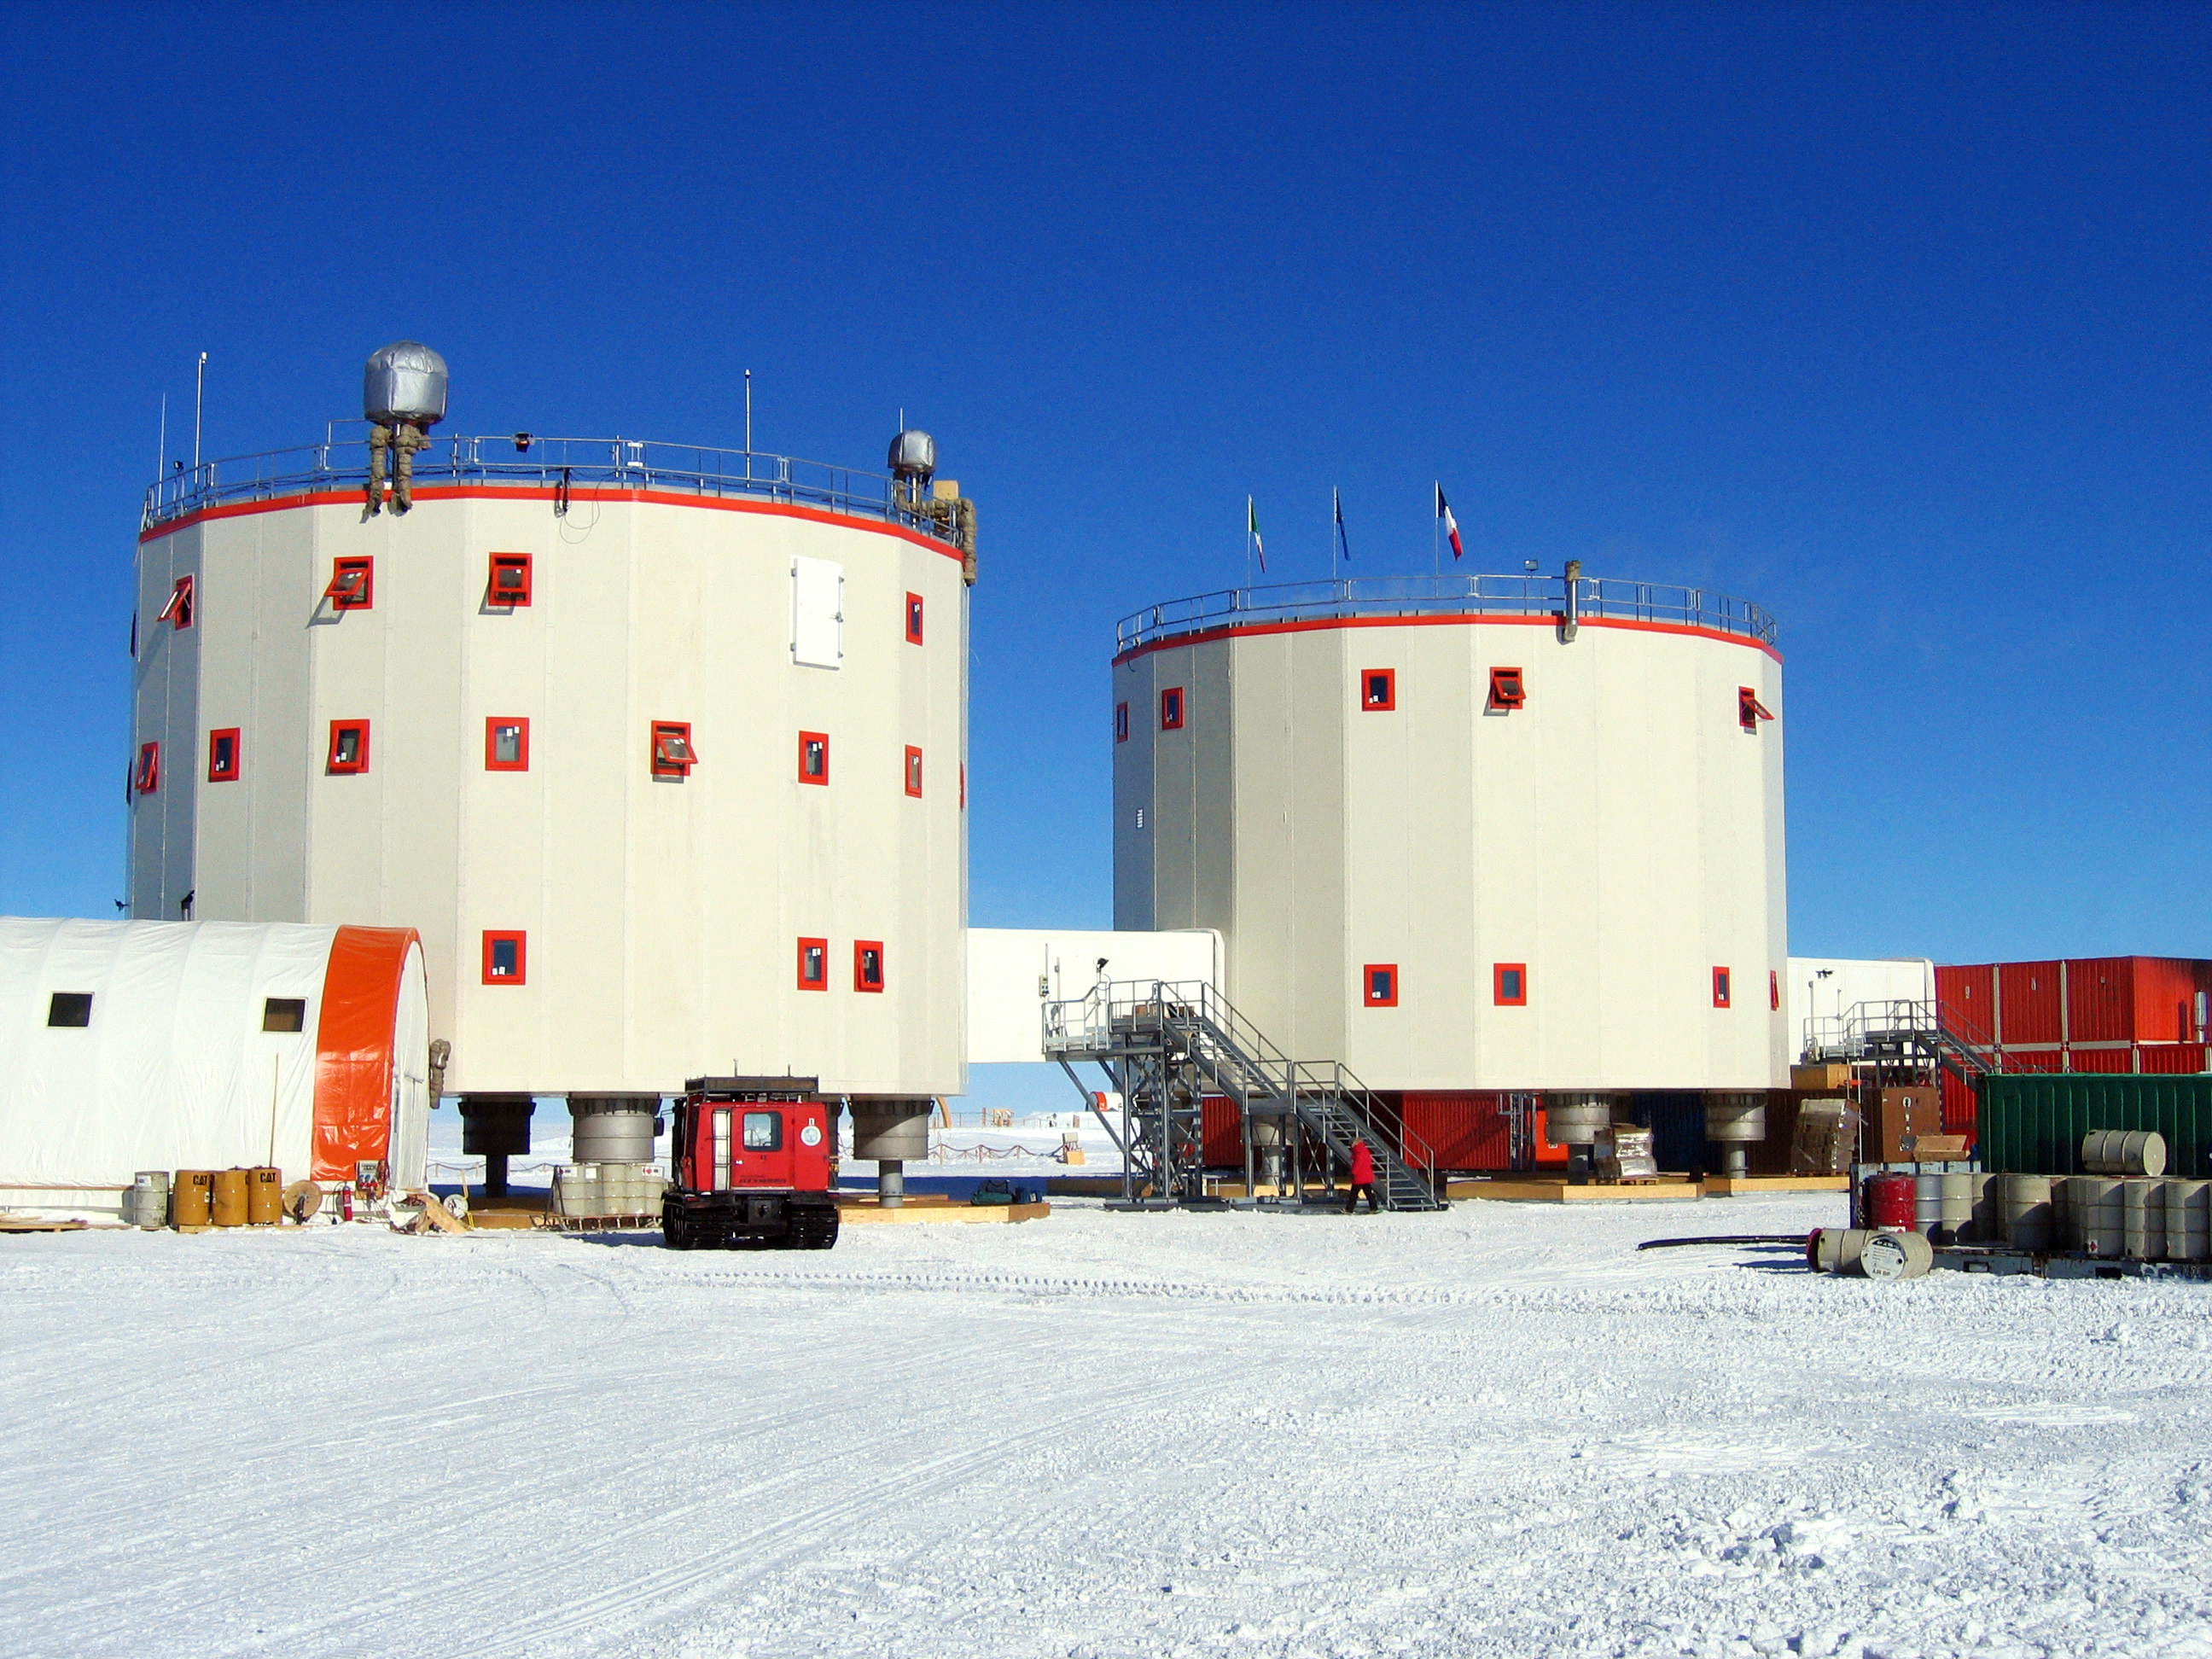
(0, 1216, 90, 1232)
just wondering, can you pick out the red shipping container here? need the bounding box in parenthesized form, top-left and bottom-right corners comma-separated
(1939, 1072, 1977, 1138)
(1996, 961, 2063, 1044)
(1200, 1095, 1241, 1167)
(2065, 958, 2134, 1044)
(2003, 1047, 2065, 1074)
(2068, 1046, 2134, 1074)
(1402, 1092, 1514, 1173)
(2139, 1043, 2209, 1075)
(1936, 964, 1996, 1044)
(2131, 958, 2206, 1043)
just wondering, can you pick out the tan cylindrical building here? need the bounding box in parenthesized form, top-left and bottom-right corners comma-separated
(1112, 574, 1787, 1099)
(129, 431, 969, 1101)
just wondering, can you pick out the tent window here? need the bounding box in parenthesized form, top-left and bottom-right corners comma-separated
(263, 997, 307, 1033)
(47, 992, 93, 1028)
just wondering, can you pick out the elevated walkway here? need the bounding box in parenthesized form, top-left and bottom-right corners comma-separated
(1043, 980, 1446, 1212)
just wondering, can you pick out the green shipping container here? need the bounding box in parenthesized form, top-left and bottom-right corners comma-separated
(1976, 1074, 2212, 1178)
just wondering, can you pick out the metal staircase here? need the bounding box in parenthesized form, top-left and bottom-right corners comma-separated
(1805, 998, 2015, 1083)
(1044, 979, 1447, 1212)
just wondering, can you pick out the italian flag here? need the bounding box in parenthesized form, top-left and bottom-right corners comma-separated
(1435, 484, 1464, 560)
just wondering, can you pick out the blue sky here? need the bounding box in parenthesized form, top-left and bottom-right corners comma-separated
(3, 2, 2209, 971)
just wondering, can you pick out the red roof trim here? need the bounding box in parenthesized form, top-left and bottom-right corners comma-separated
(141, 485, 966, 562)
(1113, 610, 1782, 665)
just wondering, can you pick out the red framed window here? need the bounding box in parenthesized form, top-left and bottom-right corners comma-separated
(326, 719, 370, 775)
(650, 720, 696, 779)
(1488, 666, 1526, 711)
(1770, 969, 1780, 1011)
(206, 728, 240, 783)
(796, 937, 829, 991)
(133, 742, 160, 795)
(1159, 687, 1185, 731)
(1359, 668, 1396, 712)
(485, 717, 530, 771)
(1713, 967, 1732, 1009)
(481, 931, 527, 986)
(325, 557, 374, 611)
(157, 575, 195, 630)
(1738, 686, 1773, 731)
(905, 591, 925, 644)
(1362, 963, 1399, 1008)
(1115, 701, 1129, 743)
(853, 940, 886, 993)
(799, 731, 830, 784)
(1493, 963, 1528, 1006)
(904, 745, 924, 798)
(487, 553, 533, 608)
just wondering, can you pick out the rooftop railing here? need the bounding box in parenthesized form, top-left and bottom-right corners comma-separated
(1114, 573, 1778, 655)
(140, 425, 962, 547)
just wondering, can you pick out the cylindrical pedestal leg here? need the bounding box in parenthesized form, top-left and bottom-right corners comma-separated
(880, 1160, 905, 1208)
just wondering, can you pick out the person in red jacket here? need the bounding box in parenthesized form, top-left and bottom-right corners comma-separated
(1344, 1139, 1378, 1214)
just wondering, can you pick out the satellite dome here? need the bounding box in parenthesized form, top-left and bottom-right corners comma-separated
(887, 428, 936, 481)
(364, 341, 449, 426)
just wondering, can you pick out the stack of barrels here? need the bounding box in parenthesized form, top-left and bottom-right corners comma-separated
(2051, 1132, 2207, 1264)
(1825, 1132, 2210, 1269)
(160, 1167, 284, 1229)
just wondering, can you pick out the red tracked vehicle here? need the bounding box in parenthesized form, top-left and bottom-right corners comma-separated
(661, 1076, 840, 1250)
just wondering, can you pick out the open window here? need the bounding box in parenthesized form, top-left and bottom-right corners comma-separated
(1360, 668, 1396, 712)
(1712, 967, 1732, 1009)
(796, 937, 829, 991)
(134, 742, 160, 795)
(485, 718, 530, 771)
(326, 720, 370, 775)
(905, 591, 925, 645)
(156, 575, 195, 630)
(487, 553, 533, 608)
(1115, 701, 1129, 743)
(1488, 666, 1526, 712)
(1738, 687, 1773, 732)
(1159, 687, 1185, 731)
(650, 720, 696, 779)
(1493, 963, 1528, 1006)
(904, 745, 924, 798)
(47, 992, 93, 1027)
(325, 557, 374, 611)
(854, 940, 886, 992)
(482, 931, 527, 985)
(262, 998, 307, 1033)
(1362, 963, 1399, 1008)
(207, 728, 241, 783)
(798, 731, 830, 785)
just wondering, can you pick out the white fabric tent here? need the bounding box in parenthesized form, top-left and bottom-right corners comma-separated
(0, 917, 429, 1210)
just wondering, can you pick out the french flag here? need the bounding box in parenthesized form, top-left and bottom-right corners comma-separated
(1435, 484, 1464, 560)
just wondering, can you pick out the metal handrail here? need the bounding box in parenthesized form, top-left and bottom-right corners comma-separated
(1115, 573, 1778, 655)
(1043, 977, 1441, 1194)
(138, 428, 963, 547)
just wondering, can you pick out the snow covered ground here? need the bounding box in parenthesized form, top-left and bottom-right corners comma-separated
(5, 1195, 2211, 1659)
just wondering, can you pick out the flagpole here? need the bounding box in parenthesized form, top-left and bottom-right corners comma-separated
(1244, 497, 1252, 593)
(1330, 490, 1338, 584)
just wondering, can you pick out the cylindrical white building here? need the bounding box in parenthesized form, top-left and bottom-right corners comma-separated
(129, 418, 971, 1108)
(1111, 573, 1788, 1124)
